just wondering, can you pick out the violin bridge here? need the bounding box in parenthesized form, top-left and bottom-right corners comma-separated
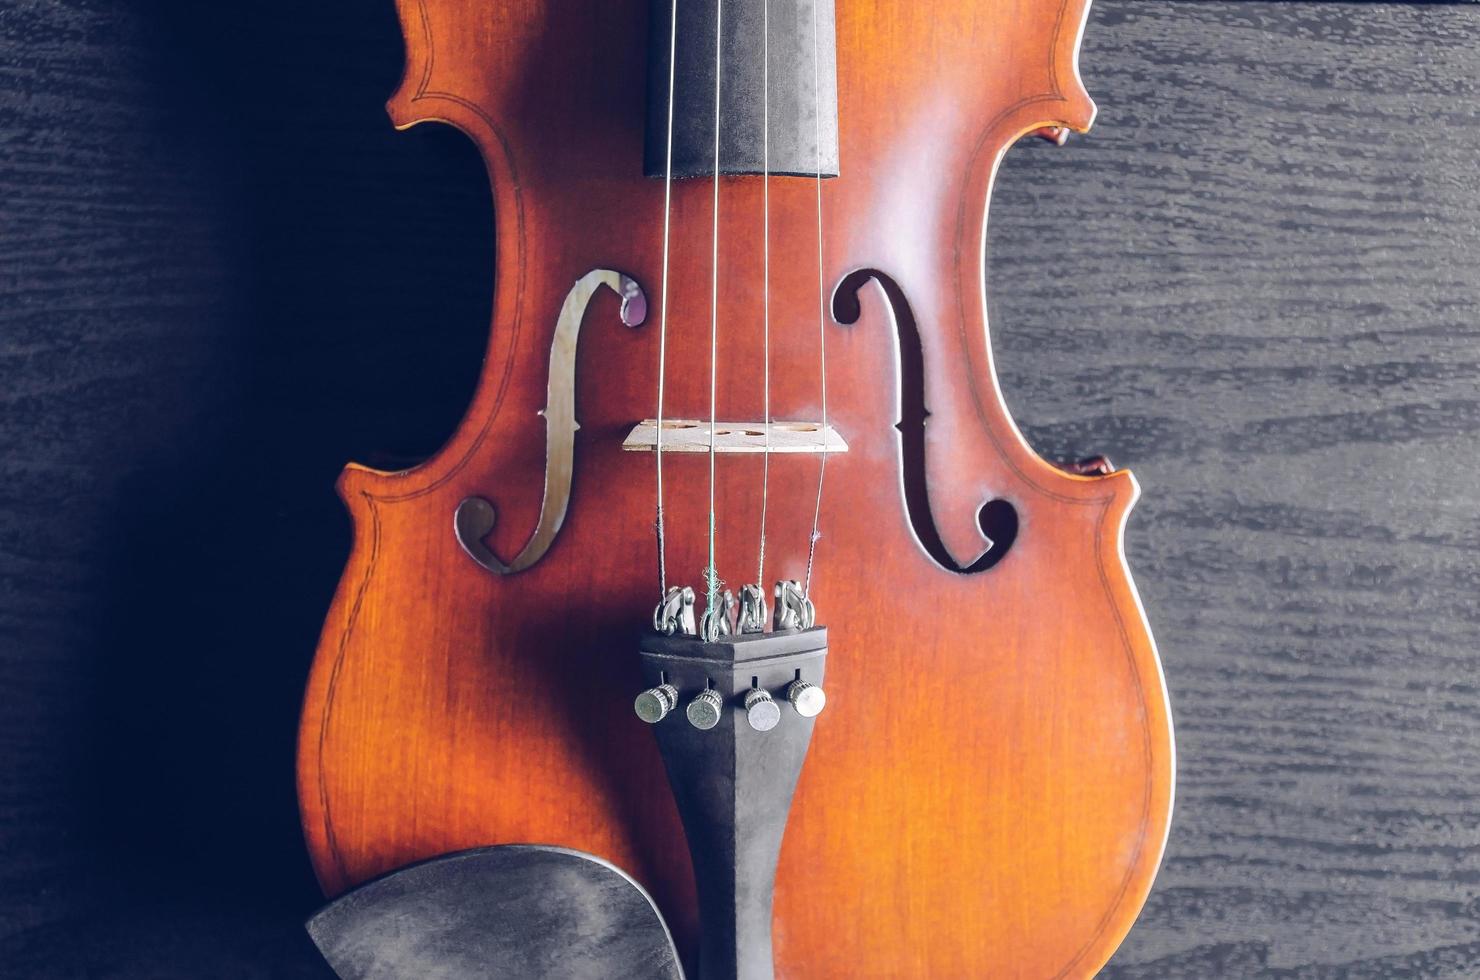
(622, 419, 848, 455)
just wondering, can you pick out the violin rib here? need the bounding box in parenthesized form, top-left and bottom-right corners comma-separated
(298, 0, 1174, 975)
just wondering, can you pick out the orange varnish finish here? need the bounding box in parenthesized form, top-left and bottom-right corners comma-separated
(297, 0, 1175, 976)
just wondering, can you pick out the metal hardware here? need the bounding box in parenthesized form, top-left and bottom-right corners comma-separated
(786, 679, 826, 718)
(634, 683, 679, 724)
(722, 589, 737, 635)
(773, 580, 816, 632)
(455, 270, 646, 575)
(701, 588, 737, 642)
(654, 586, 697, 637)
(738, 584, 767, 634)
(687, 688, 724, 731)
(744, 688, 781, 732)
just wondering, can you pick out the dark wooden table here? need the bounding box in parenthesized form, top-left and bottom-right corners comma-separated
(2, 1, 1477, 976)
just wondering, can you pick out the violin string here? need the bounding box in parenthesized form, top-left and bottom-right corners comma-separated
(757, 0, 771, 596)
(704, 0, 724, 620)
(803, 0, 828, 597)
(654, 0, 680, 600)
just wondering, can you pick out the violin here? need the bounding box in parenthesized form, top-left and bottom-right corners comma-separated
(297, 0, 1175, 975)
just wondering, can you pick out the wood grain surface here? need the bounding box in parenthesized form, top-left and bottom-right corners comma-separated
(0, 1, 1477, 977)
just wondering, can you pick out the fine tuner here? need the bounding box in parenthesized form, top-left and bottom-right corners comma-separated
(635, 676, 826, 731)
(655, 579, 817, 640)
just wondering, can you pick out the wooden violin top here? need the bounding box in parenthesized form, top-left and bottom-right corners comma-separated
(297, 0, 1175, 975)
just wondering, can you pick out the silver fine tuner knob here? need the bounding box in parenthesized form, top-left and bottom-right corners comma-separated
(634, 683, 679, 724)
(687, 688, 725, 731)
(744, 688, 781, 732)
(786, 679, 827, 718)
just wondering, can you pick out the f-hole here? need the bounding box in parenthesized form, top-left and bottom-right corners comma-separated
(833, 269, 1018, 573)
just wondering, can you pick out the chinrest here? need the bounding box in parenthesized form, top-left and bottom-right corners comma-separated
(307, 844, 684, 980)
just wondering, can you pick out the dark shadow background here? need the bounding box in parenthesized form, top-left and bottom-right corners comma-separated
(1, 0, 1478, 977)
(1, 1, 488, 975)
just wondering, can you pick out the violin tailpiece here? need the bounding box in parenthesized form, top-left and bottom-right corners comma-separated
(636, 628, 829, 980)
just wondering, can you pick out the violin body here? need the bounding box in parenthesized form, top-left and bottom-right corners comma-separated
(298, 0, 1175, 975)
